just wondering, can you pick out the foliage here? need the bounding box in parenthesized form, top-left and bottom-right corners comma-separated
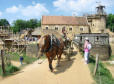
(0, 64, 19, 76)
(12, 19, 41, 33)
(12, 19, 27, 33)
(88, 56, 114, 84)
(5, 64, 20, 73)
(106, 14, 114, 32)
(27, 19, 40, 29)
(0, 19, 9, 26)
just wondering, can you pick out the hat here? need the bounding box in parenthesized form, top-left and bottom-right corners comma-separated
(85, 37, 89, 40)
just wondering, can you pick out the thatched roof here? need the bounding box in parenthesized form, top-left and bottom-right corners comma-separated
(42, 16, 88, 26)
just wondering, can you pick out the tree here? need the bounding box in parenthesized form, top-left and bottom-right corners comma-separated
(12, 19, 27, 33)
(27, 19, 41, 29)
(0, 19, 10, 26)
(11, 19, 41, 33)
(106, 14, 114, 32)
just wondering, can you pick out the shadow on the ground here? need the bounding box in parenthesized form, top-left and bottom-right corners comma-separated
(64, 50, 77, 60)
(53, 57, 76, 74)
(12, 71, 24, 75)
(70, 51, 78, 57)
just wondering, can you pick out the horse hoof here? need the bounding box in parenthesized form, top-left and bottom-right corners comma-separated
(51, 69, 53, 72)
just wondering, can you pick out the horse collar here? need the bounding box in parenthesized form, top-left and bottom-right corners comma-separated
(44, 35, 53, 52)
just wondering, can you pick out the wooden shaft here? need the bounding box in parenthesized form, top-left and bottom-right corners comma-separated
(94, 54, 99, 75)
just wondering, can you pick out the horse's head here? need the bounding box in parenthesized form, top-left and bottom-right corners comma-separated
(37, 34, 51, 53)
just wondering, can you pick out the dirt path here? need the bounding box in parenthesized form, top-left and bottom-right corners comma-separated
(0, 47, 94, 84)
(106, 65, 114, 77)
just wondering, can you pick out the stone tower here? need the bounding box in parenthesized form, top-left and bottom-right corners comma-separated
(87, 5, 106, 33)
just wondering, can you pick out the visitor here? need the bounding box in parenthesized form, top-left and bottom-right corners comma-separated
(20, 56, 24, 65)
(84, 38, 91, 64)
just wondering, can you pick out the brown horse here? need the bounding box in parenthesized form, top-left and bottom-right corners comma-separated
(37, 34, 64, 72)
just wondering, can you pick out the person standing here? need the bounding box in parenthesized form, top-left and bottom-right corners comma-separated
(20, 56, 24, 65)
(62, 27, 67, 39)
(84, 38, 91, 64)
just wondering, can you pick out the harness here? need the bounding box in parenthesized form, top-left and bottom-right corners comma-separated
(44, 34, 60, 52)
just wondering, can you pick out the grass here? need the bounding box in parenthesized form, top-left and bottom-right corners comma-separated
(0, 52, 45, 77)
(39, 55, 46, 59)
(109, 55, 114, 61)
(0, 64, 19, 76)
(9, 52, 38, 64)
(88, 56, 114, 84)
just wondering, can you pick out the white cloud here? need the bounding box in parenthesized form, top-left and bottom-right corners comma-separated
(21, 3, 49, 17)
(5, 3, 49, 17)
(6, 6, 19, 13)
(53, 0, 114, 15)
(0, 11, 2, 16)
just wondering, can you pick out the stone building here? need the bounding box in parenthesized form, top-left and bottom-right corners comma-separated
(41, 16, 89, 39)
(41, 5, 107, 38)
(87, 5, 106, 33)
(74, 33, 110, 60)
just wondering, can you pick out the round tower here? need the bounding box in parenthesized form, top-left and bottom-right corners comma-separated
(96, 5, 106, 33)
(87, 4, 107, 33)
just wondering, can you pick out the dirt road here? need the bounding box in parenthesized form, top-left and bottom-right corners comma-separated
(0, 47, 94, 84)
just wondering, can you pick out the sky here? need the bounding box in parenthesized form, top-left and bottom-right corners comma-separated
(0, 0, 114, 24)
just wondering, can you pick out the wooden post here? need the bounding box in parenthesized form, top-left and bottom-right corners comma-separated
(94, 54, 99, 75)
(1, 50, 5, 75)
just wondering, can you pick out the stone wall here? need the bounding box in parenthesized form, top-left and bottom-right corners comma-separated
(42, 24, 89, 39)
(74, 33, 110, 60)
(90, 45, 110, 60)
(110, 43, 114, 55)
(26, 44, 38, 57)
(88, 15, 106, 33)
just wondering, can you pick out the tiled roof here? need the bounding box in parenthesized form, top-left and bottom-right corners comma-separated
(42, 16, 88, 26)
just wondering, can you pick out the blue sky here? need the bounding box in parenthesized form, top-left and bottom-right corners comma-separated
(0, 0, 114, 24)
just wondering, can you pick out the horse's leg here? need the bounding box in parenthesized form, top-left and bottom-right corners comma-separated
(49, 59, 53, 72)
(56, 54, 59, 67)
(47, 56, 53, 72)
(56, 51, 62, 67)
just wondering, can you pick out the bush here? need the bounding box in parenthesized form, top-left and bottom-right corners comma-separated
(6, 65, 20, 73)
(0, 64, 20, 76)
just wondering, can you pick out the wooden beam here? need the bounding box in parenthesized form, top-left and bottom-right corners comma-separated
(1, 50, 5, 75)
(94, 54, 99, 75)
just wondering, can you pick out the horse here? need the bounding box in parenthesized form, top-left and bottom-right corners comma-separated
(37, 34, 64, 72)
